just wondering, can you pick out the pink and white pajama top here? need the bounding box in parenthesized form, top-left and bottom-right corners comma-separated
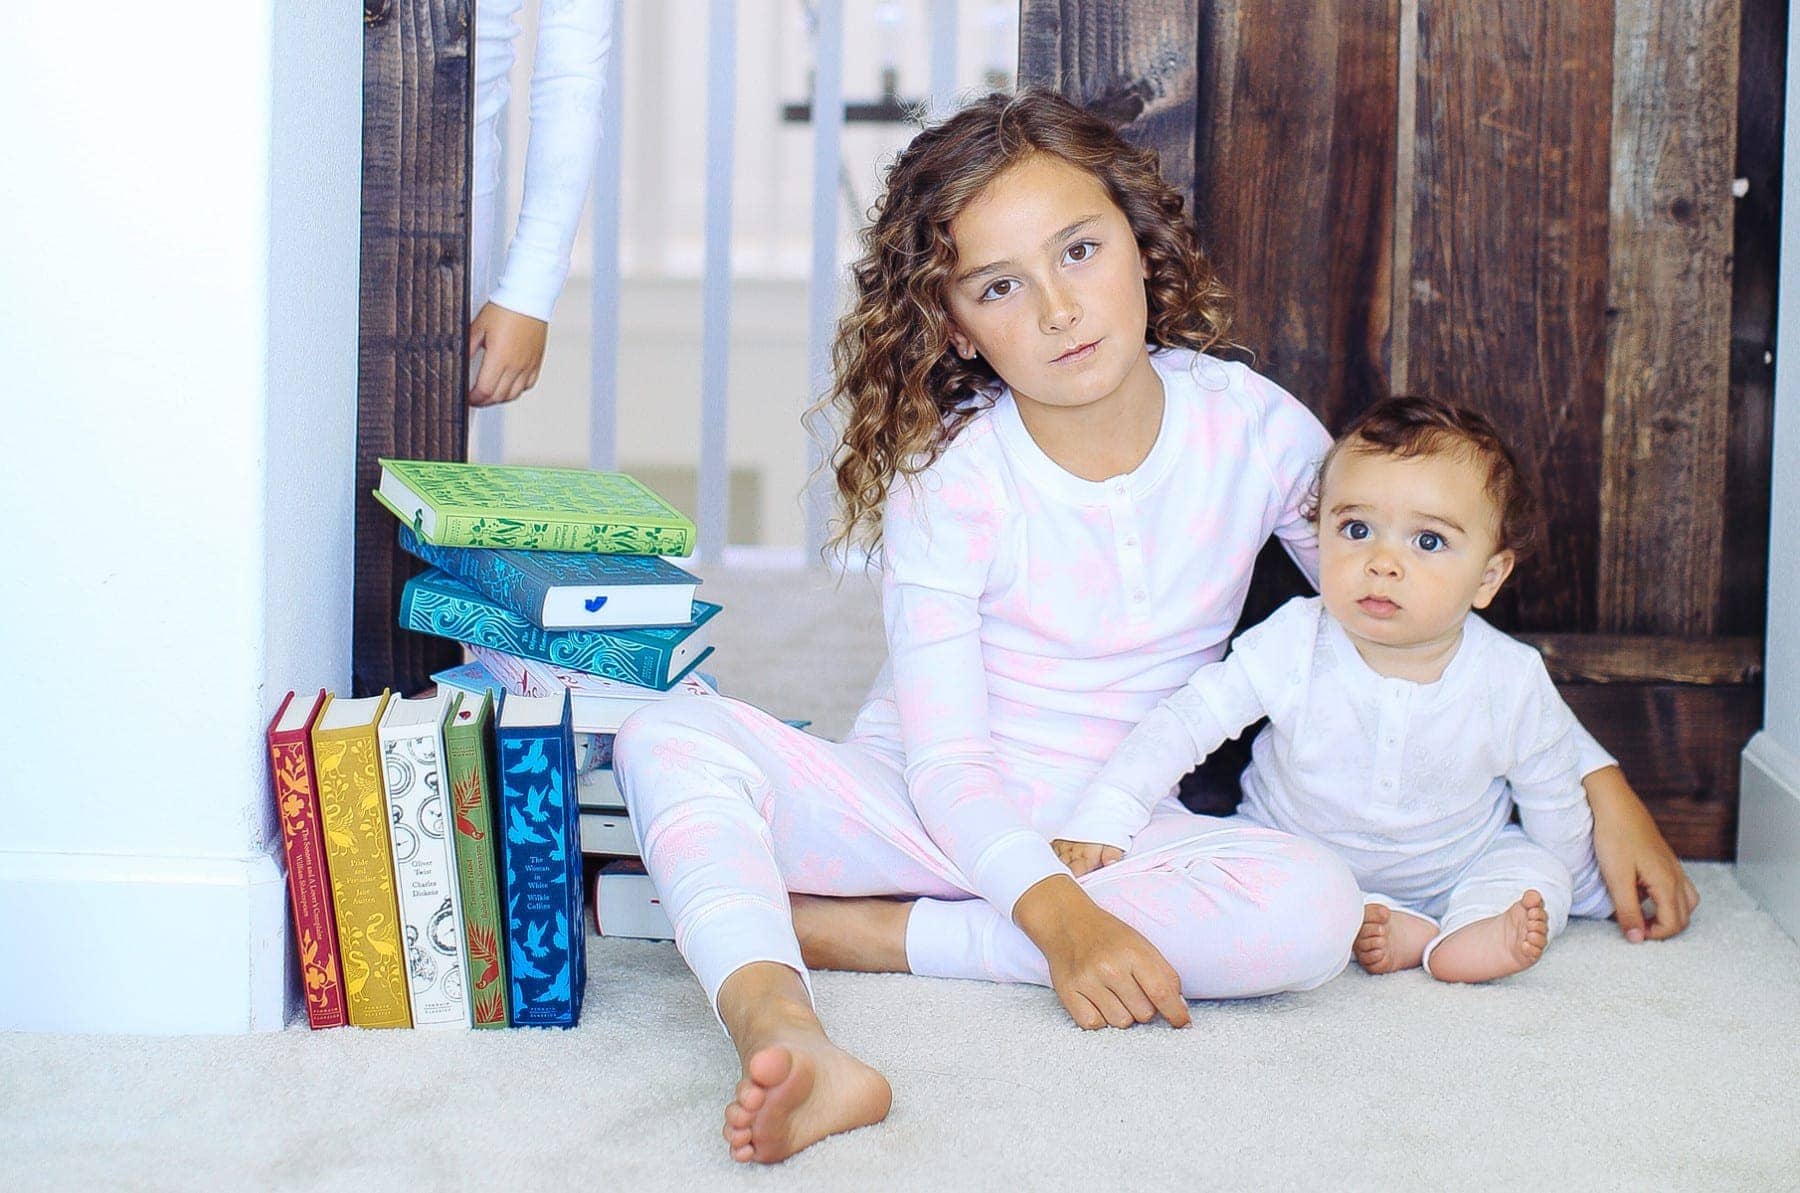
(848, 348, 1328, 918)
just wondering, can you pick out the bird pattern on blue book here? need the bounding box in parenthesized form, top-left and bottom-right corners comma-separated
(399, 569, 720, 690)
(496, 697, 586, 1027)
(398, 525, 699, 628)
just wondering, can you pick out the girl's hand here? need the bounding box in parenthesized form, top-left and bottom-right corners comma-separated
(468, 302, 549, 407)
(1012, 875, 1191, 1030)
(1583, 766, 1701, 941)
(1051, 838, 1123, 878)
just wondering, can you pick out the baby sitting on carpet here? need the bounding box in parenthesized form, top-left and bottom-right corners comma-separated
(1052, 396, 1613, 982)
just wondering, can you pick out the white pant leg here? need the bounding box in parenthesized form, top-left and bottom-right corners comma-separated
(906, 811, 1362, 999)
(613, 695, 970, 1019)
(1421, 825, 1574, 974)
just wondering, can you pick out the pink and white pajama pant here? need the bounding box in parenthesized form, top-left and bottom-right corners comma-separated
(612, 695, 1363, 1019)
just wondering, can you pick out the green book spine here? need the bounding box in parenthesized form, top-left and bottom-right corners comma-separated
(375, 459, 697, 554)
(441, 692, 511, 1028)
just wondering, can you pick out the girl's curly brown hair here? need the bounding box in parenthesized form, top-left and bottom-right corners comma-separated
(809, 88, 1235, 560)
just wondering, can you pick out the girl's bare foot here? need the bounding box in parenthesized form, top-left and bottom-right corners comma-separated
(1425, 889, 1549, 983)
(790, 893, 913, 973)
(716, 962, 893, 1164)
(1354, 903, 1436, 974)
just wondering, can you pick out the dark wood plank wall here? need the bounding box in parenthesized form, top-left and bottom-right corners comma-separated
(1599, 0, 1742, 636)
(1020, 0, 1776, 860)
(1722, 0, 1787, 636)
(1193, 0, 1399, 432)
(1019, 2, 1201, 212)
(1408, 1, 1616, 633)
(356, 0, 472, 697)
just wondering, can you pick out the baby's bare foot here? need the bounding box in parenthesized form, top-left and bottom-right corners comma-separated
(1354, 903, 1436, 974)
(721, 1036, 893, 1164)
(1426, 889, 1549, 983)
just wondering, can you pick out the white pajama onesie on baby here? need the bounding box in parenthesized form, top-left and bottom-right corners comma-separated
(1060, 596, 1616, 972)
(614, 350, 1368, 1016)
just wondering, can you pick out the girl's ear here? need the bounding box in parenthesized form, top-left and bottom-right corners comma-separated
(1471, 549, 1516, 610)
(1141, 250, 1151, 281)
(947, 322, 978, 361)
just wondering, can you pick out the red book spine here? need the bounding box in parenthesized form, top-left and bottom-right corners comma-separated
(267, 691, 348, 1029)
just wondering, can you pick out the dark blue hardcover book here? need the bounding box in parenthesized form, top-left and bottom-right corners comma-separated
(399, 568, 719, 691)
(398, 525, 701, 630)
(496, 690, 586, 1028)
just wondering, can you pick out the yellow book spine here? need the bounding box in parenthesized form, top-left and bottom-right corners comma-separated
(312, 695, 412, 1028)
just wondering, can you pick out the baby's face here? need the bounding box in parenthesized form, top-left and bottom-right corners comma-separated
(1317, 444, 1514, 655)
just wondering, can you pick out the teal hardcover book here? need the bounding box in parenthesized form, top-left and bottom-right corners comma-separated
(375, 458, 697, 555)
(400, 569, 719, 691)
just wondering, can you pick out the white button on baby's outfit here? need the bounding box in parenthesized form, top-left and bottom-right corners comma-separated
(1132, 590, 1148, 603)
(1123, 535, 1138, 547)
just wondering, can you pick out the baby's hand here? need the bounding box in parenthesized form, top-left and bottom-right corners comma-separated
(1052, 838, 1123, 878)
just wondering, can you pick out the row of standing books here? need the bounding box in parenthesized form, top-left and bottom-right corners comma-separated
(267, 686, 586, 1030)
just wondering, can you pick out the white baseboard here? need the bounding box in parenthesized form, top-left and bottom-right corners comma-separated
(1739, 731, 1800, 946)
(0, 847, 293, 1034)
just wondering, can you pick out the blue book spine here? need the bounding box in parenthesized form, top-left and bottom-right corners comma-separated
(398, 569, 719, 690)
(497, 693, 586, 1028)
(399, 525, 699, 629)
(401, 525, 553, 623)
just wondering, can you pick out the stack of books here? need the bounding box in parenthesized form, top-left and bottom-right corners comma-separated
(266, 686, 585, 1031)
(376, 458, 726, 945)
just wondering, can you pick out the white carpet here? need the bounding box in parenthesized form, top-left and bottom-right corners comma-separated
(3, 566, 1797, 1191)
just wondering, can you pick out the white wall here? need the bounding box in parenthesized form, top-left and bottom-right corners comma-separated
(1737, 8, 1800, 941)
(0, 3, 360, 1031)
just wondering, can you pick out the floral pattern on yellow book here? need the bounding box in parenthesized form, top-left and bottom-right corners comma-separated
(312, 693, 412, 1029)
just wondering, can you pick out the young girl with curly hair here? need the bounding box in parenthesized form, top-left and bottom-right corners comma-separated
(612, 89, 1695, 1164)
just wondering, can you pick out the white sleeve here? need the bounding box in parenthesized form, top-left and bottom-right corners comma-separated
(1241, 367, 1330, 590)
(1569, 718, 1618, 779)
(881, 466, 1063, 920)
(1057, 600, 1306, 852)
(1509, 662, 1611, 915)
(488, 0, 613, 322)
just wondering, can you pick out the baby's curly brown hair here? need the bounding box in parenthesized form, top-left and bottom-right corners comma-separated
(810, 88, 1235, 559)
(1315, 396, 1544, 559)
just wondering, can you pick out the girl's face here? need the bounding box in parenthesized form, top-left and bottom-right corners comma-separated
(943, 153, 1153, 417)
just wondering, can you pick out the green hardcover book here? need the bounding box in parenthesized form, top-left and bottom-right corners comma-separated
(375, 458, 697, 555)
(441, 691, 511, 1027)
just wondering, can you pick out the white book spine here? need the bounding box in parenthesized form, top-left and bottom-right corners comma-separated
(578, 807, 638, 858)
(470, 644, 720, 734)
(595, 869, 673, 940)
(380, 713, 472, 1029)
(541, 582, 698, 630)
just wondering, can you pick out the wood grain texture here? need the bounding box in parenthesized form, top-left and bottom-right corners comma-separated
(1720, 0, 1783, 635)
(1408, 2, 1615, 633)
(1560, 682, 1760, 860)
(1520, 634, 1763, 686)
(1018, 0, 1200, 204)
(1598, 0, 1743, 635)
(1192, 0, 1400, 429)
(356, 0, 472, 697)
